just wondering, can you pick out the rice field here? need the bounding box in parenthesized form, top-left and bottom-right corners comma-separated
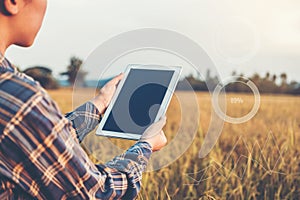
(48, 89, 300, 200)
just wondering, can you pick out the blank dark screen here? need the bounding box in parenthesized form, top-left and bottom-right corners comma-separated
(103, 69, 174, 135)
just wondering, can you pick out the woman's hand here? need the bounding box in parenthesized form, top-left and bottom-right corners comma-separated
(90, 73, 124, 114)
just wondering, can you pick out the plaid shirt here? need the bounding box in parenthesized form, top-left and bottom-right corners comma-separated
(0, 54, 152, 200)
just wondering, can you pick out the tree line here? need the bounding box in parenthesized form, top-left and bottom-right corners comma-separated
(177, 70, 300, 95)
(21, 56, 300, 95)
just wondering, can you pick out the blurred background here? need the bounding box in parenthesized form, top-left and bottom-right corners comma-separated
(6, 0, 300, 83)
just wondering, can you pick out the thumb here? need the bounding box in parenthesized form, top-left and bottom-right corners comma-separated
(154, 115, 167, 128)
(140, 115, 167, 139)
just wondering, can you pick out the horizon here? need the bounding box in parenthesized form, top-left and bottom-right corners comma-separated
(5, 0, 300, 82)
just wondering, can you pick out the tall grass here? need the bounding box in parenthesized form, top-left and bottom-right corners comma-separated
(49, 89, 300, 199)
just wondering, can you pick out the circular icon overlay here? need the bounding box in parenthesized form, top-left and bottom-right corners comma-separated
(72, 28, 226, 170)
(212, 76, 260, 124)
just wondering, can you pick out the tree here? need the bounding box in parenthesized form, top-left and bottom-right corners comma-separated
(265, 72, 270, 80)
(251, 73, 261, 85)
(60, 56, 87, 86)
(280, 73, 287, 86)
(279, 73, 288, 93)
(272, 74, 277, 83)
(23, 66, 59, 89)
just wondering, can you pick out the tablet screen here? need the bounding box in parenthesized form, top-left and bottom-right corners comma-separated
(102, 69, 174, 135)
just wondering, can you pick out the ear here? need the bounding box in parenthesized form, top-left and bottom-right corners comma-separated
(2, 0, 25, 15)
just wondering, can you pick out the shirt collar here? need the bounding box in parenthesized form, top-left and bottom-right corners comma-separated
(0, 52, 15, 73)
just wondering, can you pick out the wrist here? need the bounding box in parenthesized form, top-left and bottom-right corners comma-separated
(136, 141, 153, 157)
(139, 137, 157, 153)
(90, 96, 106, 114)
(138, 140, 153, 150)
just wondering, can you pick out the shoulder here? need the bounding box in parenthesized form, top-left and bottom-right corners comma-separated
(0, 70, 57, 118)
(0, 70, 72, 137)
(1, 71, 46, 100)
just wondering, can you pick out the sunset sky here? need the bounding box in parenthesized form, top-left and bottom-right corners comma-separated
(5, 0, 300, 82)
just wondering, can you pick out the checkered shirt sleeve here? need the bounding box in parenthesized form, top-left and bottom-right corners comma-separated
(0, 55, 152, 199)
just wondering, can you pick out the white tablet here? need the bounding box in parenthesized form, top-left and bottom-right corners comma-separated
(96, 64, 182, 140)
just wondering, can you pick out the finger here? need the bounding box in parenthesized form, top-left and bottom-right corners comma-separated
(104, 73, 123, 87)
(159, 130, 167, 144)
(154, 115, 167, 128)
(140, 116, 167, 139)
(160, 115, 167, 123)
(109, 73, 124, 85)
(152, 131, 167, 152)
(158, 130, 166, 139)
(145, 115, 166, 129)
(148, 115, 167, 131)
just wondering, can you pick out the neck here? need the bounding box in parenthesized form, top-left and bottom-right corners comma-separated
(0, 18, 13, 55)
(0, 29, 10, 55)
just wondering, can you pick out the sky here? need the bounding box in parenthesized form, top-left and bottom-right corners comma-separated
(5, 0, 300, 82)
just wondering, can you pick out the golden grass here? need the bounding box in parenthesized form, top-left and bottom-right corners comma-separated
(48, 88, 300, 199)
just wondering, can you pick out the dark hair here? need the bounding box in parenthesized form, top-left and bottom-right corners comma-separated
(0, 0, 11, 15)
